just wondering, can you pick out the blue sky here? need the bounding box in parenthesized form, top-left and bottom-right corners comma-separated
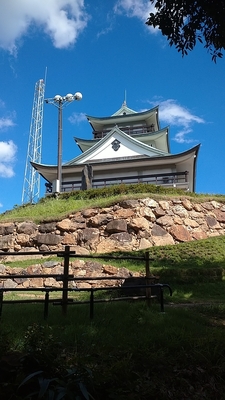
(0, 0, 225, 212)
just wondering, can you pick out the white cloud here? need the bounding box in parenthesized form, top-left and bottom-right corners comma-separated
(0, 0, 89, 53)
(0, 140, 17, 178)
(97, 25, 114, 39)
(149, 98, 205, 144)
(158, 99, 204, 127)
(114, 0, 155, 23)
(0, 101, 17, 177)
(0, 101, 16, 130)
(0, 100, 5, 108)
(68, 112, 87, 124)
(172, 129, 194, 144)
(0, 163, 15, 178)
(0, 117, 15, 130)
(0, 102, 17, 177)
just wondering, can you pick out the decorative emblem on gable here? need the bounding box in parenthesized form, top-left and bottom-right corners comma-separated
(112, 139, 121, 151)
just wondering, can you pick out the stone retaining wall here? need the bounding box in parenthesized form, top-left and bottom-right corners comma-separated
(0, 197, 225, 255)
(1, 197, 225, 289)
(0, 260, 137, 290)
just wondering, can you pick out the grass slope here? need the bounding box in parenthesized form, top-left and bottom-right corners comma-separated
(1, 186, 225, 399)
(2, 183, 225, 223)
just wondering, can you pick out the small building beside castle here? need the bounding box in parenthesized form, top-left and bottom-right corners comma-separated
(32, 101, 200, 193)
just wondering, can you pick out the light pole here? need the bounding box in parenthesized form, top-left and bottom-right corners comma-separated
(45, 92, 82, 193)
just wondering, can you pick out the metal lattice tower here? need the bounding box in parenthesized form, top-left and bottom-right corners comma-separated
(22, 79, 45, 204)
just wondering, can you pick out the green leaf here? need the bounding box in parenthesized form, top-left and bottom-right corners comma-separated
(38, 377, 56, 398)
(56, 388, 67, 400)
(18, 370, 43, 388)
(48, 389, 55, 400)
(79, 382, 90, 400)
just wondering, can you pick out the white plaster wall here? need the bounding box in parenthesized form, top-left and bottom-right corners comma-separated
(78, 132, 160, 163)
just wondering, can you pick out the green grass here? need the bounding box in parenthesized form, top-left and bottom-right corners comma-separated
(2, 187, 225, 398)
(2, 182, 225, 223)
(126, 235, 225, 270)
(3, 234, 225, 304)
(2, 302, 225, 399)
(4, 255, 61, 268)
(1, 277, 225, 398)
(169, 282, 225, 302)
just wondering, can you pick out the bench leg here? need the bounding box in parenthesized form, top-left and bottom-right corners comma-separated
(44, 291, 49, 320)
(90, 289, 94, 319)
(159, 287, 164, 312)
(0, 290, 3, 319)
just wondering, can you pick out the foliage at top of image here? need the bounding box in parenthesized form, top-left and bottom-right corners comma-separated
(147, 0, 225, 61)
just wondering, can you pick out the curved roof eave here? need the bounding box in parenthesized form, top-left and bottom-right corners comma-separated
(165, 143, 200, 163)
(86, 106, 159, 130)
(71, 143, 200, 168)
(131, 126, 169, 151)
(31, 144, 200, 184)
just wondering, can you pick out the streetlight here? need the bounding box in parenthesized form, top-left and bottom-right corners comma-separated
(45, 92, 82, 193)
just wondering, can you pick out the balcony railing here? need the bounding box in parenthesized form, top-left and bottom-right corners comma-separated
(46, 171, 189, 194)
(94, 124, 155, 139)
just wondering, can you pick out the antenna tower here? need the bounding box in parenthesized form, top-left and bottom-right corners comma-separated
(22, 79, 45, 204)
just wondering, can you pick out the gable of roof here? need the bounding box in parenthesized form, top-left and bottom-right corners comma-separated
(66, 126, 169, 166)
(111, 101, 137, 116)
(75, 126, 170, 154)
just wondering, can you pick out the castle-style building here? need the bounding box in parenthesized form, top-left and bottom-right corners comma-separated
(32, 101, 200, 193)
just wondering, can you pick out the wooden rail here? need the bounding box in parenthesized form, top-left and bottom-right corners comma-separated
(0, 247, 172, 319)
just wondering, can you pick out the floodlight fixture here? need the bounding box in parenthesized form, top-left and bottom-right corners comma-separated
(45, 90, 82, 193)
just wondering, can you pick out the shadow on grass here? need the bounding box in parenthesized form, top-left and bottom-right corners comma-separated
(2, 301, 225, 399)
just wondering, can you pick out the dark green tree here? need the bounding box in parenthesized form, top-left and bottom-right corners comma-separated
(146, 0, 225, 61)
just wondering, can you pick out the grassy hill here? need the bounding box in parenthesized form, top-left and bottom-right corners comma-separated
(1, 186, 225, 399)
(2, 183, 225, 223)
(1, 184, 225, 304)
